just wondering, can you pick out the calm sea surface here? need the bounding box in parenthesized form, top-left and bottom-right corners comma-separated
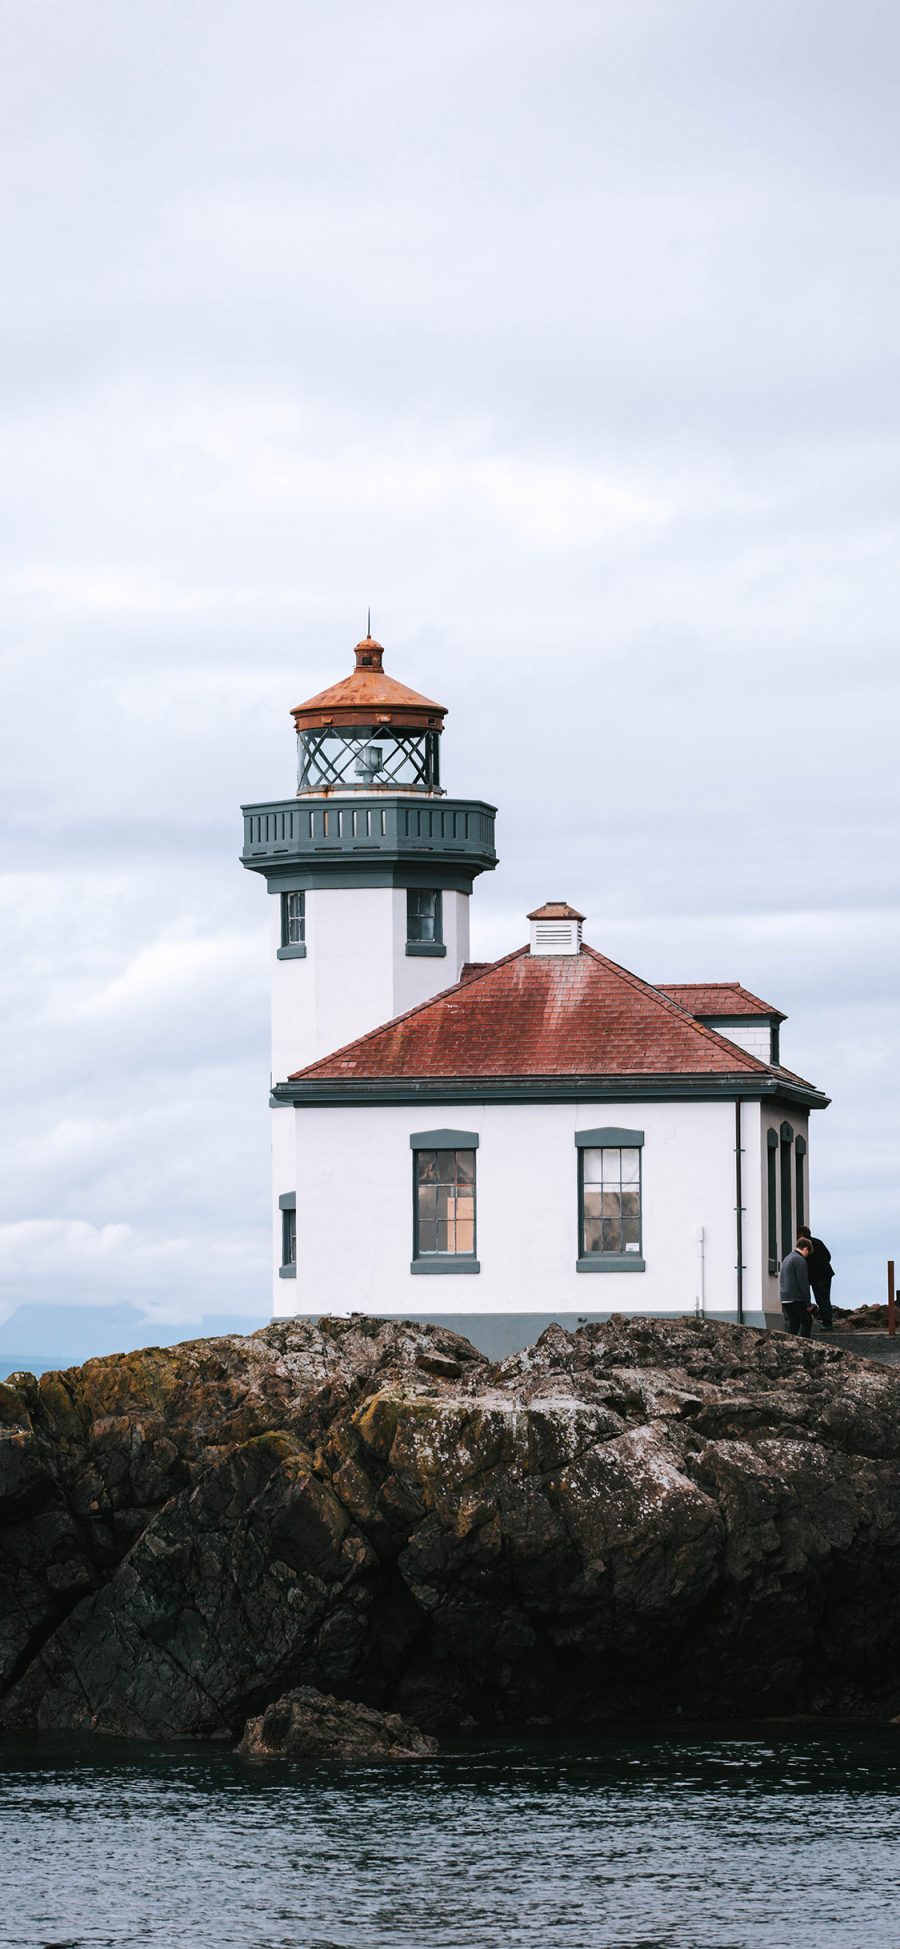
(1, 1728, 899, 1949)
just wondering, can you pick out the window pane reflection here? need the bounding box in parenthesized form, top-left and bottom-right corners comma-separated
(414, 1148, 477, 1257)
(580, 1145, 642, 1258)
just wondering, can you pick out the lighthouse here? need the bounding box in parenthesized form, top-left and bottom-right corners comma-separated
(241, 627, 827, 1353)
(241, 630, 498, 1311)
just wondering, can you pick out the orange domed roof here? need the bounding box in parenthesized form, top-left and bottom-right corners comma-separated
(291, 636, 447, 734)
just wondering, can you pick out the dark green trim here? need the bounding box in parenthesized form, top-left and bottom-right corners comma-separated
(262, 864, 482, 895)
(274, 1075, 830, 1110)
(779, 1123, 793, 1263)
(766, 1129, 778, 1274)
(576, 1255, 645, 1273)
(274, 1310, 770, 1356)
(279, 1196, 297, 1276)
(242, 794, 498, 891)
(412, 1139, 477, 1271)
(695, 1011, 785, 1027)
(405, 942, 447, 957)
(795, 1138, 806, 1233)
(276, 944, 307, 960)
(410, 1257, 480, 1275)
(577, 1138, 643, 1267)
(575, 1127, 644, 1148)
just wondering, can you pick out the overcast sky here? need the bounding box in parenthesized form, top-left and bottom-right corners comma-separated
(1, 0, 898, 1364)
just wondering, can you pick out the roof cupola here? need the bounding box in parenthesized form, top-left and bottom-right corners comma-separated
(528, 901, 585, 955)
(290, 630, 447, 796)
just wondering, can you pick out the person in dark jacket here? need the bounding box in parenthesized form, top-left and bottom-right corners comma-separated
(798, 1224, 835, 1330)
(779, 1238, 813, 1335)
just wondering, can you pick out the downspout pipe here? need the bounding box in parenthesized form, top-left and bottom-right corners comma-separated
(735, 1099, 745, 1325)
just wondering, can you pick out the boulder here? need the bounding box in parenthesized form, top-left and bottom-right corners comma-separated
(2, 1314, 900, 1738)
(237, 1685, 437, 1761)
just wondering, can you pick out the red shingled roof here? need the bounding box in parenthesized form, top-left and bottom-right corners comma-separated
(659, 982, 785, 1021)
(527, 900, 586, 921)
(290, 946, 785, 1082)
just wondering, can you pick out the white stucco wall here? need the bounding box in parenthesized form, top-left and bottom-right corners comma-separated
(271, 1104, 295, 1310)
(270, 885, 471, 1080)
(276, 1097, 760, 1325)
(392, 890, 470, 1018)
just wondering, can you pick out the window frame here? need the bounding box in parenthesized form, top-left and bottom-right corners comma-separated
(278, 1192, 296, 1279)
(779, 1120, 794, 1264)
(767, 1128, 779, 1272)
(405, 887, 447, 958)
(410, 1129, 479, 1274)
(575, 1127, 645, 1273)
(277, 890, 307, 960)
(795, 1133, 807, 1235)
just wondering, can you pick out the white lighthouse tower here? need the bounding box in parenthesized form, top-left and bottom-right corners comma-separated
(241, 630, 498, 1309)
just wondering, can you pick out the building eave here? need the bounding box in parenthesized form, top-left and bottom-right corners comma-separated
(271, 1073, 830, 1111)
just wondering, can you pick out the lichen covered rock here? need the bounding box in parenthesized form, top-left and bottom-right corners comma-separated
(2, 1314, 900, 1739)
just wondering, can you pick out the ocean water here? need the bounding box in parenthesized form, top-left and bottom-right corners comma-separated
(1, 1728, 899, 1949)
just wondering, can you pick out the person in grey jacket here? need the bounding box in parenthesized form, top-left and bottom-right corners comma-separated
(780, 1238, 813, 1336)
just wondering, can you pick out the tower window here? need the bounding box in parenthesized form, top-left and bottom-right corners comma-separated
(278, 1193, 296, 1279)
(406, 889, 445, 955)
(279, 890, 306, 958)
(282, 1206, 296, 1266)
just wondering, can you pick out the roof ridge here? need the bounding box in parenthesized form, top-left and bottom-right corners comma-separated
(290, 945, 521, 1079)
(662, 980, 744, 991)
(659, 979, 784, 1017)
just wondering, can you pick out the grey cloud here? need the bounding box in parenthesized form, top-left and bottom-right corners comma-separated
(1, 0, 898, 1357)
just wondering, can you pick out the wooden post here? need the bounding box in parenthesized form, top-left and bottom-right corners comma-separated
(888, 1259, 896, 1339)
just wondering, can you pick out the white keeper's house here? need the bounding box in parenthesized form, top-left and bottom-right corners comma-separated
(241, 630, 829, 1357)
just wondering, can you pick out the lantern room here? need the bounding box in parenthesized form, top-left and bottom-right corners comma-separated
(290, 634, 447, 796)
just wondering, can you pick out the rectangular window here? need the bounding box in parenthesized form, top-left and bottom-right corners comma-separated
(580, 1147, 642, 1259)
(278, 1192, 297, 1278)
(795, 1136, 807, 1234)
(780, 1125, 794, 1263)
(281, 891, 305, 947)
(281, 1205, 296, 1267)
(767, 1131, 778, 1273)
(407, 888, 442, 945)
(414, 1148, 476, 1259)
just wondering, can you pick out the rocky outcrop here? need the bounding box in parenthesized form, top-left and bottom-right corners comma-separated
(2, 1313, 900, 1740)
(237, 1685, 437, 1761)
